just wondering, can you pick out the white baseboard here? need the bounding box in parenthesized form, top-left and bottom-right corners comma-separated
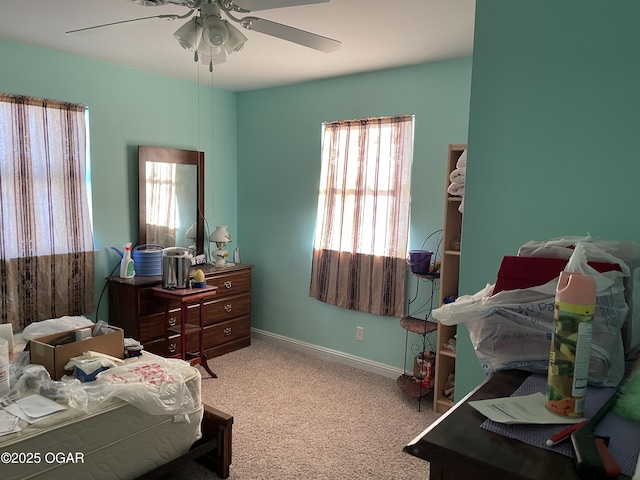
(251, 328, 403, 379)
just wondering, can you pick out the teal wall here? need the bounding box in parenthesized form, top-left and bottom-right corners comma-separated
(236, 59, 472, 370)
(458, 0, 640, 397)
(0, 38, 238, 319)
(1, 37, 473, 374)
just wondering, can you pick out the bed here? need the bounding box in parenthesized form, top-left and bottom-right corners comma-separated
(1, 349, 232, 479)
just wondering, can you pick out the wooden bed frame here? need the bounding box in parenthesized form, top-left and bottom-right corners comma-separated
(136, 404, 233, 479)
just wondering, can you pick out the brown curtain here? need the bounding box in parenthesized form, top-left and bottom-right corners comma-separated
(309, 115, 414, 317)
(0, 93, 95, 330)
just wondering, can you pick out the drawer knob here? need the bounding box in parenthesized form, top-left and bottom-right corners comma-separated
(224, 327, 232, 336)
(224, 280, 232, 289)
(168, 316, 177, 327)
(168, 343, 177, 353)
(224, 304, 232, 312)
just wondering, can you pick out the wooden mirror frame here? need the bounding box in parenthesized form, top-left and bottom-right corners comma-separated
(138, 146, 205, 254)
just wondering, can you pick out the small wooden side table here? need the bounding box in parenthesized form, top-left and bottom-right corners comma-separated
(151, 285, 218, 378)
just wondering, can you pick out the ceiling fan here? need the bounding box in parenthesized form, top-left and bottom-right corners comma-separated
(66, 0, 341, 71)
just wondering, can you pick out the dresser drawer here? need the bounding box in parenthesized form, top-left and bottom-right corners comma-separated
(148, 318, 250, 358)
(138, 313, 165, 342)
(138, 287, 182, 316)
(202, 292, 251, 326)
(204, 315, 250, 349)
(143, 335, 181, 356)
(185, 316, 250, 352)
(138, 308, 184, 342)
(206, 269, 251, 298)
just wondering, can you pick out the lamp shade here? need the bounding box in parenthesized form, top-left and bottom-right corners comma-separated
(201, 16, 229, 47)
(209, 225, 232, 244)
(198, 43, 226, 67)
(224, 21, 248, 53)
(185, 222, 197, 240)
(174, 17, 203, 51)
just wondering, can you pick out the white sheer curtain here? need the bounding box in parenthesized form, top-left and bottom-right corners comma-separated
(0, 93, 94, 330)
(145, 161, 177, 247)
(310, 115, 414, 317)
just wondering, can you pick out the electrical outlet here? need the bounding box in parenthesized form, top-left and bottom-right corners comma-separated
(356, 326, 364, 341)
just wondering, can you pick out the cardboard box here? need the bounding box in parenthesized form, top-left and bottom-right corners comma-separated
(29, 326, 124, 380)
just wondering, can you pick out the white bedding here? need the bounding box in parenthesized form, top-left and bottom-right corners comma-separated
(1, 355, 203, 480)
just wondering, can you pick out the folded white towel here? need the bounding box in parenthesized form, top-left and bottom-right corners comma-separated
(447, 182, 465, 196)
(456, 149, 467, 169)
(449, 167, 466, 185)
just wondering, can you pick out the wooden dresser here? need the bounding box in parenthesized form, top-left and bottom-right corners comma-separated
(107, 264, 252, 358)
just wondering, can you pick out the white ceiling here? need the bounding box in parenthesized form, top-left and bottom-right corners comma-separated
(0, 0, 475, 92)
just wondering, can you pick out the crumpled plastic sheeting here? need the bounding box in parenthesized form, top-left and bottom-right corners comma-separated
(67, 356, 201, 419)
(21, 316, 94, 341)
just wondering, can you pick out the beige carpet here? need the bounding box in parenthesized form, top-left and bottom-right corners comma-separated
(163, 338, 439, 480)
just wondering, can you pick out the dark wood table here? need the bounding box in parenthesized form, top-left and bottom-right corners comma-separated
(404, 369, 631, 480)
(151, 285, 218, 378)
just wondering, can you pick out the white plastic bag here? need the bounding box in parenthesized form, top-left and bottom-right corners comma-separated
(433, 242, 629, 386)
(519, 235, 640, 358)
(434, 283, 558, 375)
(67, 355, 201, 417)
(21, 316, 94, 341)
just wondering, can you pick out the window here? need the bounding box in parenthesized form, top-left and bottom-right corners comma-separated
(0, 93, 95, 330)
(310, 115, 414, 317)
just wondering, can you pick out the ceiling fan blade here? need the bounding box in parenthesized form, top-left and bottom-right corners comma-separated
(231, 0, 329, 12)
(129, 0, 197, 6)
(65, 14, 180, 36)
(240, 17, 340, 52)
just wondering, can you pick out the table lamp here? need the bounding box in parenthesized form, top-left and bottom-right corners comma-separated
(185, 221, 197, 256)
(209, 225, 232, 266)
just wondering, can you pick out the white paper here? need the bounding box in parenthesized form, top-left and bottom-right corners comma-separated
(16, 394, 66, 419)
(1, 394, 66, 424)
(2, 399, 33, 424)
(468, 392, 585, 424)
(0, 409, 20, 436)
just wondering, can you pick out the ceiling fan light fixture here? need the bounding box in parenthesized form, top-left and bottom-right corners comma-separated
(224, 21, 248, 53)
(201, 16, 229, 47)
(200, 45, 222, 56)
(199, 48, 227, 68)
(174, 17, 203, 51)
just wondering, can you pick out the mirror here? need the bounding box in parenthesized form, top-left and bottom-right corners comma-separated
(138, 146, 204, 254)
